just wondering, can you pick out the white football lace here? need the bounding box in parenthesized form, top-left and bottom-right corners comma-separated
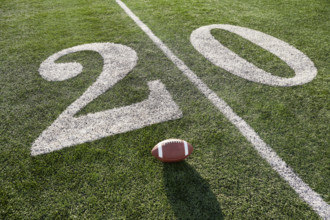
(160, 139, 184, 146)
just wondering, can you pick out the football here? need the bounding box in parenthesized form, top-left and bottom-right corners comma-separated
(151, 139, 193, 162)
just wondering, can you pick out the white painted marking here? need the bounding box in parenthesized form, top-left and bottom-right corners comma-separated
(115, 1, 330, 218)
(32, 43, 182, 155)
(158, 143, 163, 158)
(184, 141, 188, 156)
(190, 24, 317, 86)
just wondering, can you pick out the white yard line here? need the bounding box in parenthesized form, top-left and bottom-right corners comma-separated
(116, 0, 330, 218)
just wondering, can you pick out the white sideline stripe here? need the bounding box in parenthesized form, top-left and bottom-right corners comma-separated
(184, 141, 189, 156)
(158, 143, 163, 158)
(116, 0, 330, 218)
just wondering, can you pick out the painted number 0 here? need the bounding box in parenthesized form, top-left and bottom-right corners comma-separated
(32, 25, 317, 155)
(191, 24, 317, 86)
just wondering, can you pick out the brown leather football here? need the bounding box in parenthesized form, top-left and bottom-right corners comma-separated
(151, 139, 193, 162)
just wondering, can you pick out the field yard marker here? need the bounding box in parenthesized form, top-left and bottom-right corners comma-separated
(116, 0, 330, 218)
(190, 24, 317, 86)
(32, 43, 182, 155)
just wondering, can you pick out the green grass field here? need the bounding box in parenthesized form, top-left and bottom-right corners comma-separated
(1, 0, 329, 219)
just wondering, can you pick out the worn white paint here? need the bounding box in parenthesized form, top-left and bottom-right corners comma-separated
(190, 24, 317, 86)
(115, 0, 329, 218)
(32, 43, 182, 155)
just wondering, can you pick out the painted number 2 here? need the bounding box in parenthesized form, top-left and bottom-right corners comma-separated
(31, 43, 182, 155)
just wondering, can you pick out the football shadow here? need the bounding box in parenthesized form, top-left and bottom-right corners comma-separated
(163, 161, 224, 219)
